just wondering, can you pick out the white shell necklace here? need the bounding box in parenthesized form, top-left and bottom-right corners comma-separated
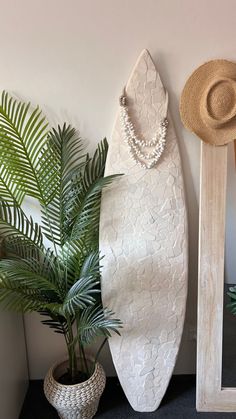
(119, 90, 168, 169)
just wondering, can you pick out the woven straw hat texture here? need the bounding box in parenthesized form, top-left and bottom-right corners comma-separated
(180, 59, 236, 146)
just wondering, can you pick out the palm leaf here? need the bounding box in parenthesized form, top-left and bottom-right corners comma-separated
(3, 240, 66, 295)
(67, 137, 109, 218)
(41, 124, 86, 246)
(0, 91, 53, 203)
(62, 275, 100, 316)
(70, 174, 120, 241)
(79, 250, 101, 281)
(39, 311, 70, 335)
(78, 306, 122, 346)
(227, 287, 236, 314)
(0, 164, 25, 205)
(4, 237, 41, 262)
(227, 302, 236, 315)
(63, 243, 101, 287)
(0, 259, 63, 299)
(0, 200, 43, 247)
(0, 287, 47, 312)
(61, 239, 87, 285)
(0, 272, 62, 314)
(65, 138, 116, 241)
(83, 138, 109, 183)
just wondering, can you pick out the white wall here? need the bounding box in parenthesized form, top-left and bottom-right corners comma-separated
(1, 0, 236, 378)
(0, 312, 28, 419)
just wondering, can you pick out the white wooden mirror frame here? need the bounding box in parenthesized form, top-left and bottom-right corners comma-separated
(197, 141, 236, 412)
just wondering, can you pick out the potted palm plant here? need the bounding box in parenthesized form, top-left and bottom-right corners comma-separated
(0, 92, 122, 419)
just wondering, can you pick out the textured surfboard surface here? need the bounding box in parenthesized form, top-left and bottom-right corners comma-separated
(100, 49, 188, 412)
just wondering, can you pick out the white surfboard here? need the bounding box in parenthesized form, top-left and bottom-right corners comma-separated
(100, 49, 188, 412)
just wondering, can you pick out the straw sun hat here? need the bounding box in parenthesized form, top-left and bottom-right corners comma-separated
(180, 59, 236, 146)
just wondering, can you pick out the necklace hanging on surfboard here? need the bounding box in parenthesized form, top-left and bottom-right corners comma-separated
(119, 91, 168, 169)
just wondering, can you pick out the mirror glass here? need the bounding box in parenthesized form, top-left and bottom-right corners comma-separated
(222, 143, 236, 387)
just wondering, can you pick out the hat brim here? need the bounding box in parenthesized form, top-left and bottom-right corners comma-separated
(180, 59, 236, 146)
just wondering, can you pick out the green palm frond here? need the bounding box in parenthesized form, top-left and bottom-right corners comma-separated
(0, 91, 54, 204)
(84, 137, 109, 182)
(63, 244, 101, 287)
(0, 287, 48, 312)
(0, 165, 25, 205)
(78, 138, 110, 199)
(4, 237, 41, 265)
(228, 303, 236, 315)
(62, 275, 100, 316)
(70, 172, 119, 241)
(78, 306, 122, 346)
(79, 250, 101, 281)
(61, 239, 85, 284)
(0, 269, 62, 314)
(65, 137, 118, 241)
(53, 124, 85, 186)
(0, 200, 43, 247)
(227, 287, 236, 314)
(36, 144, 59, 204)
(0, 259, 59, 294)
(40, 310, 70, 335)
(3, 241, 65, 294)
(40, 124, 86, 246)
(5, 236, 46, 265)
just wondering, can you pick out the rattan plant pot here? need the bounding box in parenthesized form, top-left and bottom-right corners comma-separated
(44, 359, 106, 419)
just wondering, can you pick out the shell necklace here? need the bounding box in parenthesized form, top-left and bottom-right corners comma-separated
(119, 90, 168, 169)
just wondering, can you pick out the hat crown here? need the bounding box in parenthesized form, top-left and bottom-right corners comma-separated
(180, 59, 236, 146)
(201, 77, 236, 128)
(208, 79, 235, 118)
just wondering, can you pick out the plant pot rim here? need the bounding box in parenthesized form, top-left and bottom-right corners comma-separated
(48, 357, 100, 389)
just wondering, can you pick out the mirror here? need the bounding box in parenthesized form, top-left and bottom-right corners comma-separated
(222, 142, 236, 387)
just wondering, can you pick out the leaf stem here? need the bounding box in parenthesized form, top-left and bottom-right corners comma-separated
(81, 344, 90, 377)
(66, 315, 77, 382)
(93, 337, 107, 372)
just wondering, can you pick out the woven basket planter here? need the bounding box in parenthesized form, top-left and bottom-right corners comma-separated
(44, 359, 106, 419)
